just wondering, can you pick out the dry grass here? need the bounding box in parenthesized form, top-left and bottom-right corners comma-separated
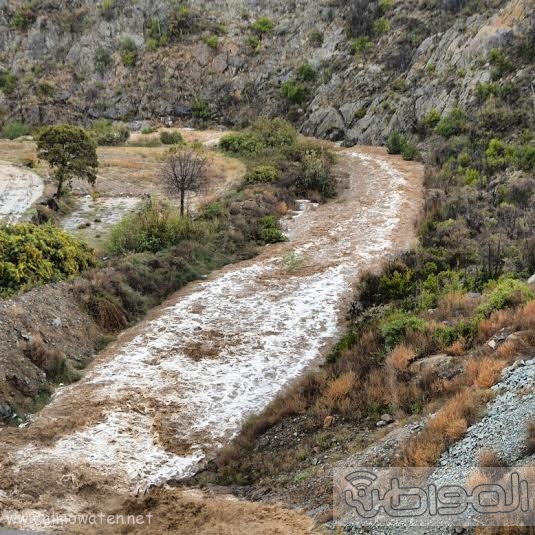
(388, 343, 417, 371)
(402, 389, 485, 466)
(466, 357, 508, 388)
(495, 340, 517, 360)
(446, 338, 466, 355)
(525, 420, 535, 455)
(436, 291, 475, 320)
(23, 338, 63, 375)
(478, 449, 507, 467)
(324, 372, 356, 401)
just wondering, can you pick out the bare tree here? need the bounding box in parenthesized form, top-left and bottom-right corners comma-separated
(161, 149, 208, 216)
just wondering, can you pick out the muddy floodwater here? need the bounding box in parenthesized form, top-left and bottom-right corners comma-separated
(0, 145, 423, 531)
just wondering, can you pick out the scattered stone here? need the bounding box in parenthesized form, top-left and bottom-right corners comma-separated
(528, 274, 535, 284)
(376, 420, 386, 428)
(323, 415, 334, 428)
(468, 292, 481, 299)
(381, 413, 394, 425)
(487, 339, 497, 349)
(52, 317, 62, 328)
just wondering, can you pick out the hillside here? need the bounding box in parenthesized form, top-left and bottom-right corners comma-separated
(0, 0, 535, 534)
(0, 0, 532, 144)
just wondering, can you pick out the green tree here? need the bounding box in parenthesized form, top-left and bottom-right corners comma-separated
(37, 125, 98, 197)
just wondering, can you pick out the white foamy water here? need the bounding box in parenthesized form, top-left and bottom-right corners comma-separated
(0, 163, 44, 223)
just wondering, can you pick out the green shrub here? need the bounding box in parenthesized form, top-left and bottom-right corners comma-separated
(10, 4, 37, 31)
(192, 98, 211, 120)
(280, 80, 307, 104)
(488, 47, 512, 80)
(0, 223, 95, 296)
(351, 36, 372, 56)
(168, 5, 195, 39)
(89, 119, 130, 146)
(220, 132, 263, 154)
(119, 36, 138, 67)
(422, 109, 441, 129)
(105, 198, 214, 255)
(381, 313, 427, 349)
(373, 17, 390, 35)
(401, 139, 419, 161)
(435, 107, 469, 138)
(259, 215, 287, 244)
(201, 201, 227, 220)
(160, 131, 184, 145)
(251, 17, 273, 35)
(205, 35, 219, 49)
(476, 277, 534, 319)
(386, 131, 404, 154)
(380, 269, 414, 301)
(100, 0, 114, 20)
(220, 118, 297, 154)
(141, 126, 156, 134)
(297, 63, 316, 81)
(246, 34, 261, 53)
(1, 122, 30, 140)
(0, 71, 17, 96)
(309, 29, 324, 47)
(244, 165, 280, 184)
(379, 0, 394, 11)
(95, 47, 113, 73)
(296, 151, 337, 199)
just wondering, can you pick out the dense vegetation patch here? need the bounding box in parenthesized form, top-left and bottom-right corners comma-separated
(0, 223, 95, 296)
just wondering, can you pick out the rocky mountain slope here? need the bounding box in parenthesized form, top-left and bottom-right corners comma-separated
(1, 0, 533, 144)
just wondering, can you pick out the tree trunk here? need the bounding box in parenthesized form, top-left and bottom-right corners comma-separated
(55, 173, 64, 198)
(180, 188, 185, 216)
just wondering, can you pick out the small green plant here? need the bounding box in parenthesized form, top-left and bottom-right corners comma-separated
(386, 131, 403, 154)
(160, 131, 184, 145)
(192, 98, 211, 120)
(297, 63, 316, 82)
(488, 47, 512, 80)
(282, 251, 303, 273)
(246, 34, 261, 53)
(141, 126, 156, 135)
(355, 106, 368, 119)
(280, 80, 307, 104)
(205, 35, 219, 49)
(309, 29, 324, 47)
(401, 139, 419, 161)
(373, 17, 391, 35)
(94, 47, 113, 73)
(1, 122, 30, 140)
(422, 109, 441, 129)
(381, 313, 427, 349)
(244, 165, 280, 184)
(379, 0, 394, 11)
(351, 36, 372, 56)
(251, 16, 273, 35)
(119, 36, 138, 67)
(476, 278, 533, 319)
(89, 119, 130, 146)
(0, 71, 17, 96)
(100, 0, 114, 20)
(435, 106, 469, 138)
(259, 215, 287, 244)
(10, 3, 37, 31)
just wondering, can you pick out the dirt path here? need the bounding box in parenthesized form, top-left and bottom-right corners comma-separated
(0, 146, 423, 533)
(0, 162, 44, 223)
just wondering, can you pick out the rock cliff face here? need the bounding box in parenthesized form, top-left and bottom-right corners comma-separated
(0, 0, 533, 143)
